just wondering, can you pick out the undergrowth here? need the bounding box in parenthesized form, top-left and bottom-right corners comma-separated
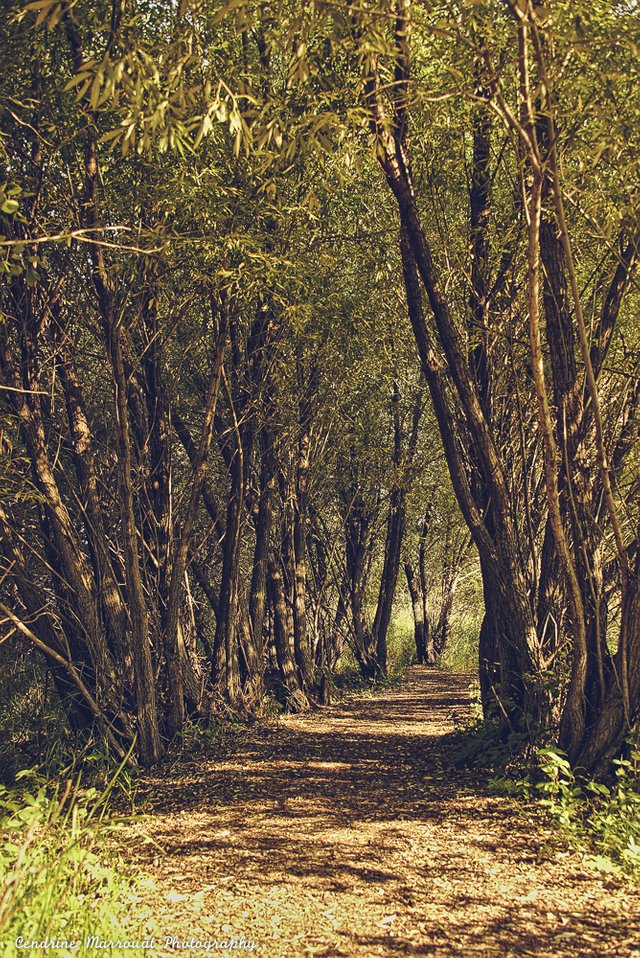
(0, 759, 152, 957)
(333, 610, 416, 694)
(437, 609, 480, 673)
(0, 650, 68, 787)
(452, 714, 640, 884)
(524, 746, 640, 882)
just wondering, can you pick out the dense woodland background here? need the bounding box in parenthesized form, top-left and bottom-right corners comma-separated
(1, 0, 639, 787)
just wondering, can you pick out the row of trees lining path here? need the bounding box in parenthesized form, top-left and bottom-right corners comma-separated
(125, 668, 640, 957)
(2, 0, 640, 778)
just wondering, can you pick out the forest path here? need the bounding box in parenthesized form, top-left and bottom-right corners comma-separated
(128, 668, 640, 957)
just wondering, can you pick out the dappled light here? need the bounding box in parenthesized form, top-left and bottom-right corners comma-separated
(2, 0, 640, 951)
(126, 670, 640, 957)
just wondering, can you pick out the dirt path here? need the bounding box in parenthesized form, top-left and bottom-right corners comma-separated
(128, 668, 640, 957)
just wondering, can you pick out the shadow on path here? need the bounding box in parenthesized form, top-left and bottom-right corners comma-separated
(130, 668, 640, 958)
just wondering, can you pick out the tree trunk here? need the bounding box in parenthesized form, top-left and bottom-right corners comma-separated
(211, 443, 243, 705)
(372, 489, 406, 674)
(405, 561, 427, 664)
(267, 552, 309, 710)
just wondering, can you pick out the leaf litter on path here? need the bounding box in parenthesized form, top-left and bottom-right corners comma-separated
(120, 668, 640, 958)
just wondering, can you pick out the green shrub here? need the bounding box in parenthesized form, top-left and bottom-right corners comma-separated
(535, 745, 640, 880)
(450, 715, 530, 773)
(332, 611, 416, 693)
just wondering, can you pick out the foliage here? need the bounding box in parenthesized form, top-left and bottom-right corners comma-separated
(450, 718, 531, 774)
(534, 746, 640, 882)
(0, 649, 62, 787)
(473, 740, 640, 884)
(437, 604, 483, 675)
(0, 774, 150, 957)
(334, 609, 415, 692)
(1, 0, 639, 784)
(387, 610, 418, 668)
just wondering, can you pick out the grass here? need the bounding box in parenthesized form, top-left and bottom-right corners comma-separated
(387, 607, 418, 677)
(332, 607, 417, 693)
(0, 762, 154, 958)
(437, 606, 482, 674)
(332, 597, 482, 691)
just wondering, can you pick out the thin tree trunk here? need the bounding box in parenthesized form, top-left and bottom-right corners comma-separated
(83, 137, 162, 766)
(405, 561, 426, 664)
(267, 552, 309, 710)
(164, 302, 228, 733)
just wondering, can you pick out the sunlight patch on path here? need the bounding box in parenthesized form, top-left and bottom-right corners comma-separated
(126, 668, 640, 958)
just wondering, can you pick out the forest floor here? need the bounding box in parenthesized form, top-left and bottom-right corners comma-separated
(123, 668, 640, 957)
